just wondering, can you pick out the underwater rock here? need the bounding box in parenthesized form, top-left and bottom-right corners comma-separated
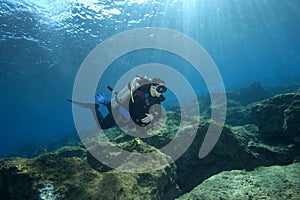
(85, 135, 181, 198)
(176, 162, 300, 200)
(223, 99, 254, 126)
(174, 121, 295, 194)
(0, 158, 40, 200)
(0, 143, 180, 200)
(238, 82, 273, 105)
(252, 93, 300, 144)
(283, 99, 300, 144)
(51, 145, 86, 158)
(271, 83, 300, 95)
(86, 135, 178, 173)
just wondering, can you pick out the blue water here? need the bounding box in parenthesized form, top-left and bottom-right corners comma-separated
(1, 0, 299, 155)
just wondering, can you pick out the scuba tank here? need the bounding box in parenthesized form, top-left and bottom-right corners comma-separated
(109, 76, 152, 124)
(110, 76, 152, 110)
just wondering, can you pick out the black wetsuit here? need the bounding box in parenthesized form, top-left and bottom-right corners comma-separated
(129, 83, 165, 127)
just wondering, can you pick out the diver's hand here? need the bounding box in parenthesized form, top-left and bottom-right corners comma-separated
(141, 113, 154, 124)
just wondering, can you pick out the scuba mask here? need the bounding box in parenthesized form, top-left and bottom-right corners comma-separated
(155, 85, 167, 93)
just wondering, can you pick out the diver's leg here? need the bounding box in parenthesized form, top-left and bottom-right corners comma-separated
(104, 103, 112, 112)
(67, 99, 115, 129)
(99, 113, 116, 129)
(93, 104, 116, 129)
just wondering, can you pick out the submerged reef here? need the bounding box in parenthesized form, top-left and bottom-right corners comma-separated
(252, 93, 300, 145)
(174, 122, 296, 194)
(0, 83, 300, 199)
(0, 145, 180, 200)
(177, 163, 300, 200)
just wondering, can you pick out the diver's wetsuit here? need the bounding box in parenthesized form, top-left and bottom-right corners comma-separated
(129, 83, 165, 127)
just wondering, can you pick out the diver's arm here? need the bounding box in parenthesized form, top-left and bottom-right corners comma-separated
(141, 113, 154, 124)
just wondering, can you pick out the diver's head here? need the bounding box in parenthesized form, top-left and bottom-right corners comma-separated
(150, 84, 167, 97)
(152, 77, 165, 85)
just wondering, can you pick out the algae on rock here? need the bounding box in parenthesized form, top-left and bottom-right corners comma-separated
(176, 163, 300, 200)
(0, 142, 180, 200)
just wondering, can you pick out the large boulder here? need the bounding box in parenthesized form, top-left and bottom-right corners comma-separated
(174, 121, 296, 194)
(176, 162, 300, 200)
(174, 93, 300, 194)
(252, 93, 300, 144)
(0, 144, 180, 200)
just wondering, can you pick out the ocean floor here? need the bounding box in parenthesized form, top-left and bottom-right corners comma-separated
(1, 82, 299, 200)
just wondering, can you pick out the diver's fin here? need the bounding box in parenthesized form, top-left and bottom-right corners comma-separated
(67, 99, 96, 109)
(95, 93, 110, 105)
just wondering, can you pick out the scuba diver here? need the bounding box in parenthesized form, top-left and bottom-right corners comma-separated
(129, 77, 167, 127)
(68, 76, 167, 130)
